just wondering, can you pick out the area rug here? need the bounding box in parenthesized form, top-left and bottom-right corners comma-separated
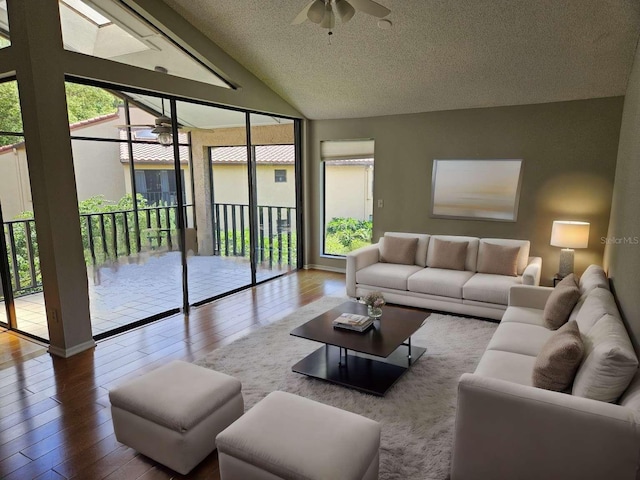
(195, 296, 498, 480)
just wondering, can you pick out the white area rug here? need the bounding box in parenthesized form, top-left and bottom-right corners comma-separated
(195, 296, 498, 480)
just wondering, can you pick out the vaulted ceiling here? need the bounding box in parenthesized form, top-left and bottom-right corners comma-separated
(162, 0, 640, 120)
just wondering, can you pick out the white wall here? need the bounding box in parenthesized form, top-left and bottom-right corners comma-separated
(211, 164, 296, 207)
(0, 146, 32, 218)
(325, 164, 373, 222)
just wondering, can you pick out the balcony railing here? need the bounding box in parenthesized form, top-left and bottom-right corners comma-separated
(2, 203, 296, 297)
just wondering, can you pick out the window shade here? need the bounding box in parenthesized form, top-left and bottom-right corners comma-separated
(321, 139, 374, 161)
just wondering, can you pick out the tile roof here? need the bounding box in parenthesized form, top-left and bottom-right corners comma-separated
(210, 144, 295, 164)
(69, 112, 119, 130)
(1, 112, 120, 154)
(119, 130, 190, 164)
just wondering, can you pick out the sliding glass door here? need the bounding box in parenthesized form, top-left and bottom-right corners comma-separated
(0, 79, 48, 340)
(250, 114, 298, 282)
(63, 79, 301, 338)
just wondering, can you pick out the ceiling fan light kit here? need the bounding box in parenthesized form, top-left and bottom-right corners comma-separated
(294, 0, 390, 35)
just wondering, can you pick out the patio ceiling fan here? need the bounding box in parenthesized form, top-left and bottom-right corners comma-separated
(117, 98, 174, 146)
(292, 0, 390, 29)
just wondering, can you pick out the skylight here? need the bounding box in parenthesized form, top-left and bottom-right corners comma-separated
(61, 0, 110, 26)
(0, 0, 10, 47)
(59, 0, 230, 89)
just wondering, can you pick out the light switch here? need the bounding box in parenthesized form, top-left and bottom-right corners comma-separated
(377, 199, 384, 208)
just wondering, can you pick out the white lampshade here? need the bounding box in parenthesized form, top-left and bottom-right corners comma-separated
(550, 221, 590, 249)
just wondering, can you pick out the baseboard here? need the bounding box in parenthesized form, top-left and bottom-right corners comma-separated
(304, 264, 346, 274)
(48, 339, 96, 358)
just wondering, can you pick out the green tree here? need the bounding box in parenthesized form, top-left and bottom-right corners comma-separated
(65, 83, 119, 124)
(0, 82, 23, 146)
(0, 81, 119, 146)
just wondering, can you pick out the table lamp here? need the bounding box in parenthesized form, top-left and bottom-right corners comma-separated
(550, 221, 590, 277)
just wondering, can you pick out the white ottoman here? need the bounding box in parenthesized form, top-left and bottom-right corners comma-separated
(109, 360, 243, 475)
(216, 391, 381, 480)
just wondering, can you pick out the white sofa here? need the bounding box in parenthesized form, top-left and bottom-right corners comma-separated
(346, 232, 542, 320)
(451, 265, 640, 480)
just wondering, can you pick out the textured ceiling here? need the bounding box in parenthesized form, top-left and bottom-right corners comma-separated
(161, 0, 640, 120)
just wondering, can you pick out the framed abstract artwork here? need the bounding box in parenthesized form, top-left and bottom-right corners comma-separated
(430, 159, 524, 222)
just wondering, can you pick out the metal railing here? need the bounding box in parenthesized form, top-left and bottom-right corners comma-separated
(3, 203, 297, 297)
(213, 203, 296, 267)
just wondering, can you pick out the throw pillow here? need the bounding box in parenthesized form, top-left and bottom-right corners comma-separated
(556, 273, 578, 289)
(379, 235, 418, 265)
(429, 239, 468, 271)
(543, 282, 581, 330)
(572, 314, 639, 402)
(532, 320, 585, 392)
(477, 243, 520, 277)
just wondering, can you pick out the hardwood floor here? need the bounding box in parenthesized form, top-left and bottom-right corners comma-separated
(0, 269, 346, 479)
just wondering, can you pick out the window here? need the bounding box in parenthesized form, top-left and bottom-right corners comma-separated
(0, 0, 9, 48)
(58, 0, 230, 88)
(321, 140, 374, 256)
(135, 169, 186, 205)
(274, 169, 287, 183)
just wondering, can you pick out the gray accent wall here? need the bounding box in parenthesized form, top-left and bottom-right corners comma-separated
(308, 97, 624, 285)
(604, 42, 640, 351)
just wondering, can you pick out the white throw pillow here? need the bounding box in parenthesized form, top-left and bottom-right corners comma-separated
(578, 264, 610, 294)
(572, 314, 638, 403)
(574, 288, 621, 335)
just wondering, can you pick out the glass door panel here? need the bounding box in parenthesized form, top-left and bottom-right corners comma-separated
(249, 114, 297, 282)
(0, 79, 47, 340)
(175, 101, 252, 304)
(67, 84, 182, 337)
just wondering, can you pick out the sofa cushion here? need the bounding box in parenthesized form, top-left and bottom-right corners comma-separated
(501, 306, 546, 327)
(381, 232, 430, 267)
(532, 321, 585, 392)
(407, 268, 474, 298)
(428, 239, 467, 271)
(486, 322, 554, 357)
(579, 264, 610, 294)
(543, 283, 580, 330)
(463, 273, 522, 306)
(474, 350, 536, 387)
(379, 235, 418, 265)
(575, 288, 621, 335)
(572, 314, 639, 402)
(427, 235, 479, 272)
(356, 263, 423, 291)
(478, 238, 530, 275)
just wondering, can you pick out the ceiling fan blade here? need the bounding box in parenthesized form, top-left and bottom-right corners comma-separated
(116, 124, 155, 128)
(335, 0, 355, 23)
(291, 0, 314, 24)
(307, 0, 326, 24)
(319, 3, 335, 28)
(349, 0, 390, 18)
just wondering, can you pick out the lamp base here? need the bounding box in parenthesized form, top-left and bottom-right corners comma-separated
(558, 249, 575, 278)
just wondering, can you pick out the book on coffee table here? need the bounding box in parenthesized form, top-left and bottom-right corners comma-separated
(332, 313, 373, 332)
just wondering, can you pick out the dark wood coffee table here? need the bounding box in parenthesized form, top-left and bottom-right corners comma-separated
(290, 301, 429, 396)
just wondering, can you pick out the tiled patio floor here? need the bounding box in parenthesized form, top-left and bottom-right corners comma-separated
(1, 252, 292, 340)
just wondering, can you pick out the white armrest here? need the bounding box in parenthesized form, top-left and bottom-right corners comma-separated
(508, 285, 554, 309)
(522, 256, 542, 285)
(346, 244, 380, 297)
(451, 373, 640, 480)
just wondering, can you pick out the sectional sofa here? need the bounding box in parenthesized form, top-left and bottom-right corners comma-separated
(451, 265, 640, 479)
(346, 232, 542, 320)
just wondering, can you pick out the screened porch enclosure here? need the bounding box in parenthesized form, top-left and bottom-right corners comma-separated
(0, 84, 300, 341)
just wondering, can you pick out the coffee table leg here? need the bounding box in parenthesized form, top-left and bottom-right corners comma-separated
(408, 337, 412, 364)
(338, 347, 348, 367)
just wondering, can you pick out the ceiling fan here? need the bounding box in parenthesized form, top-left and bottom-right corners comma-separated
(117, 98, 174, 146)
(292, 0, 390, 29)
